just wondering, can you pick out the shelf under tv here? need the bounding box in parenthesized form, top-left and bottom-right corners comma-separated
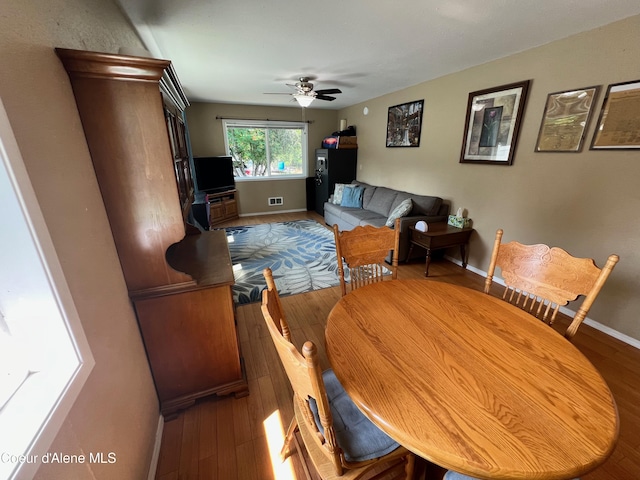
(207, 189, 238, 226)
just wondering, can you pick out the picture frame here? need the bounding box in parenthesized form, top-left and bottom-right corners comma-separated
(460, 80, 530, 165)
(386, 100, 424, 147)
(535, 86, 600, 152)
(590, 79, 640, 150)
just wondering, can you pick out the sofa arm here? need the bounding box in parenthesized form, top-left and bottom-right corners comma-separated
(438, 202, 450, 217)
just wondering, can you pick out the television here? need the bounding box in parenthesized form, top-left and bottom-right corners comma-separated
(193, 156, 235, 194)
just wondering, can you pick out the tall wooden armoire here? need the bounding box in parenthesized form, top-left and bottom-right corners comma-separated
(56, 49, 248, 417)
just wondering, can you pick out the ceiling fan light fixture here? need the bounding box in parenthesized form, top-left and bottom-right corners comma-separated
(294, 94, 314, 108)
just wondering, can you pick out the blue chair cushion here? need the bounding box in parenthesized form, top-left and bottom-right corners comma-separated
(444, 471, 580, 480)
(443, 473, 479, 480)
(308, 369, 400, 462)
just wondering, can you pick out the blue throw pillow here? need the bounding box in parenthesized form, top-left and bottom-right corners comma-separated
(340, 185, 364, 208)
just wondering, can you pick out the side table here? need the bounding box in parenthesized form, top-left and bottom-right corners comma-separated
(407, 223, 474, 276)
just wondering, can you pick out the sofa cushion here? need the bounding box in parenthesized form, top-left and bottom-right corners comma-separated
(323, 201, 345, 218)
(389, 191, 413, 213)
(366, 187, 398, 216)
(340, 185, 365, 208)
(340, 208, 385, 225)
(360, 217, 387, 228)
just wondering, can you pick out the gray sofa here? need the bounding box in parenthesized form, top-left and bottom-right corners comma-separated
(324, 181, 449, 262)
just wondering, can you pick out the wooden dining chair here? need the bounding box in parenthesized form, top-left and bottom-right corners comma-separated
(333, 218, 401, 297)
(261, 268, 415, 479)
(484, 229, 619, 340)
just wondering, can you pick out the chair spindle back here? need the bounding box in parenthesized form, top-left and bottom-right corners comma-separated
(484, 229, 619, 339)
(333, 218, 401, 297)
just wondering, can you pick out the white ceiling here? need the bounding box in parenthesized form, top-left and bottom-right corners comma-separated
(116, 0, 640, 110)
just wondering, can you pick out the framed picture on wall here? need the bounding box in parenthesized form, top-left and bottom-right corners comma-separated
(535, 86, 600, 152)
(460, 80, 530, 165)
(590, 79, 640, 150)
(386, 100, 424, 147)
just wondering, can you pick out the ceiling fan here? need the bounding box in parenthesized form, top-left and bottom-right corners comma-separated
(264, 77, 342, 107)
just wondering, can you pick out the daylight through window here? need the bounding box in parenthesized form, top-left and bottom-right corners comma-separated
(223, 120, 308, 179)
(0, 98, 94, 480)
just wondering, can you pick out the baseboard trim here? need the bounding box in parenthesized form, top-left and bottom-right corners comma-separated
(581, 318, 640, 349)
(239, 208, 307, 217)
(147, 415, 164, 480)
(444, 255, 639, 350)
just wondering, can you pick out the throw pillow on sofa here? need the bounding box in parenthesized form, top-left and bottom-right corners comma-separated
(332, 183, 347, 205)
(385, 198, 413, 227)
(340, 185, 365, 208)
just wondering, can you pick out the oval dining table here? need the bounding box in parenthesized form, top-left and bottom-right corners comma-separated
(324, 279, 619, 480)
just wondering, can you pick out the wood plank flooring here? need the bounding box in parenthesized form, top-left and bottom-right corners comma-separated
(155, 211, 640, 480)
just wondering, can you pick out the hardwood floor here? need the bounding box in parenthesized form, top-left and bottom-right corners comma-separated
(155, 211, 640, 480)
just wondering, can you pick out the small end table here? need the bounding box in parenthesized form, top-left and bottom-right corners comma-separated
(408, 223, 474, 276)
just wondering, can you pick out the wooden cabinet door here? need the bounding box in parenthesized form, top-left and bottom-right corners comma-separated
(134, 286, 245, 414)
(209, 201, 225, 224)
(224, 198, 238, 218)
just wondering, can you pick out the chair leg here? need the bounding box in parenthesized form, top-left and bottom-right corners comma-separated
(404, 453, 416, 480)
(280, 416, 299, 461)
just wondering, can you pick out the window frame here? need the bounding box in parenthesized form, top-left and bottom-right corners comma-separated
(222, 119, 308, 181)
(0, 99, 94, 480)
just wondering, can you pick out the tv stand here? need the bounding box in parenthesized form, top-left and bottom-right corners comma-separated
(208, 189, 238, 226)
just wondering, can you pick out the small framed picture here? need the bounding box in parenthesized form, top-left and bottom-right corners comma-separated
(535, 86, 600, 153)
(386, 100, 424, 147)
(590, 80, 640, 150)
(460, 80, 530, 165)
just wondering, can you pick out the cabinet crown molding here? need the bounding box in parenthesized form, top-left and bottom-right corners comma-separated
(55, 48, 189, 111)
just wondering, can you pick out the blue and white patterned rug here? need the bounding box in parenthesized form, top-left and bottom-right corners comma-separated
(220, 220, 341, 304)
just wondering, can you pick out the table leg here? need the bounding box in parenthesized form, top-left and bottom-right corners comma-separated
(425, 249, 432, 277)
(460, 243, 467, 269)
(407, 243, 415, 263)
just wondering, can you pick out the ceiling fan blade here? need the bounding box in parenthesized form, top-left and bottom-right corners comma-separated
(315, 88, 342, 95)
(263, 92, 293, 95)
(316, 95, 336, 101)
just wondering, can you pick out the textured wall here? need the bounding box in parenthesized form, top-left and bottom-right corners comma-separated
(338, 15, 640, 341)
(0, 1, 160, 478)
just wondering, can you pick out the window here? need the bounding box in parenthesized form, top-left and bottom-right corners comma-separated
(223, 120, 308, 180)
(0, 99, 94, 480)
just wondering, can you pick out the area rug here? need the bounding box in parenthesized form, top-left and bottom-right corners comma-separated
(220, 219, 342, 304)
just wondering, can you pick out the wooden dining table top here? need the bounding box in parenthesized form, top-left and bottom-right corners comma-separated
(324, 279, 619, 480)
